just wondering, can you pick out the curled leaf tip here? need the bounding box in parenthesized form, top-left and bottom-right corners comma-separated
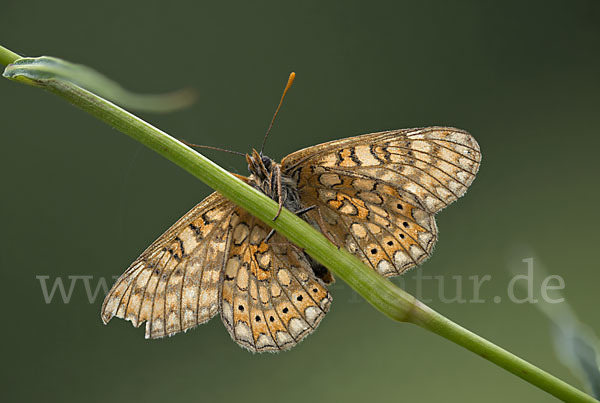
(3, 56, 197, 113)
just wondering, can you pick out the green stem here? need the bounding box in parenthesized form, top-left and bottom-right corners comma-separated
(1, 48, 597, 403)
(0, 45, 21, 66)
(407, 300, 596, 402)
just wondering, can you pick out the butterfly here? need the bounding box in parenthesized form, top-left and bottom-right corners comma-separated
(101, 75, 481, 352)
(102, 126, 481, 352)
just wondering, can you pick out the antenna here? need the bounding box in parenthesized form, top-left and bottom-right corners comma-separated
(181, 140, 245, 156)
(260, 72, 296, 155)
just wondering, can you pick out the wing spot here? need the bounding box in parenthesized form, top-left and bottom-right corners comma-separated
(370, 248, 377, 255)
(297, 295, 303, 302)
(282, 307, 289, 313)
(238, 305, 244, 312)
(403, 221, 409, 228)
(312, 288, 318, 293)
(319, 173, 342, 186)
(396, 203, 403, 210)
(188, 223, 200, 234)
(269, 316, 275, 322)
(399, 234, 405, 239)
(255, 315, 261, 322)
(387, 241, 393, 246)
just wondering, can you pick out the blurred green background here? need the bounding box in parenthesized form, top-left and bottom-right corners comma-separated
(2, 1, 599, 402)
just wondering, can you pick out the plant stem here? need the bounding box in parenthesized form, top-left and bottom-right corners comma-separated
(407, 300, 596, 402)
(2, 48, 597, 403)
(0, 45, 21, 66)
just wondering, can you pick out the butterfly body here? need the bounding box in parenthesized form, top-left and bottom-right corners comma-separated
(245, 149, 304, 216)
(245, 148, 334, 284)
(102, 127, 481, 352)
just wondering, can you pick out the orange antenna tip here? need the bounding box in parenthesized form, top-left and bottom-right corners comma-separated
(260, 71, 297, 154)
(280, 72, 296, 103)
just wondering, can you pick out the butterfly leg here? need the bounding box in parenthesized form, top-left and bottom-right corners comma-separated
(264, 206, 317, 243)
(294, 205, 316, 216)
(264, 228, 277, 243)
(272, 166, 284, 221)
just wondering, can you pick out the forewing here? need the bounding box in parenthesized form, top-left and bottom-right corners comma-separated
(281, 127, 481, 277)
(283, 127, 481, 214)
(101, 192, 236, 339)
(220, 209, 332, 352)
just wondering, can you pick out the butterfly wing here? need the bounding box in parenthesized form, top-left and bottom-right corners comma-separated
(102, 126, 478, 347)
(220, 208, 332, 352)
(101, 192, 237, 339)
(281, 127, 481, 277)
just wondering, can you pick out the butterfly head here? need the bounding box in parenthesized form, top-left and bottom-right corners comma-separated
(246, 148, 276, 181)
(245, 148, 298, 206)
(261, 155, 273, 170)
